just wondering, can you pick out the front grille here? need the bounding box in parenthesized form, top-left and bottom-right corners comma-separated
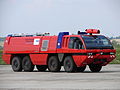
(94, 59, 107, 62)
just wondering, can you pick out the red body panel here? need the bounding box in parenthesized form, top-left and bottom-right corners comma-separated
(30, 54, 48, 65)
(2, 54, 11, 64)
(3, 36, 42, 54)
(73, 55, 88, 67)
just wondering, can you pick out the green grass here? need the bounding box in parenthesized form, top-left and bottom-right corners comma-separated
(110, 47, 120, 64)
(0, 50, 6, 65)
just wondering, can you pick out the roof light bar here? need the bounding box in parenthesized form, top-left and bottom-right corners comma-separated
(85, 29, 100, 35)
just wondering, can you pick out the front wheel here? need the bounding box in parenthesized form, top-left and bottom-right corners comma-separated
(22, 56, 34, 72)
(63, 56, 76, 72)
(89, 64, 102, 72)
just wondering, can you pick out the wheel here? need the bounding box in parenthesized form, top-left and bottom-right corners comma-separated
(22, 56, 34, 72)
(11, 56, 22, 72)
(89, 64, 102, 72)
(36, 65, 47, 71)
(63, 56, 77, 72)
(76, 66, 86, 72)
(48, 56, 61, 72)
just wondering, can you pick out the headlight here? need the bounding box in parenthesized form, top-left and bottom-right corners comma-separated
(100, 52, 103, 55)
(110, 52, 115, 55)
(87, 53, 93, 56)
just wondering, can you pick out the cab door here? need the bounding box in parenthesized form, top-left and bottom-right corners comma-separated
(68, 36, 87, 67)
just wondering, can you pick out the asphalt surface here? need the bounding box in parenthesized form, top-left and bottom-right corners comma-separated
(0, 65, 120, 90)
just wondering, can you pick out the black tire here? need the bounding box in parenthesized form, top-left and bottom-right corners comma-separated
(89, 64, 102, 72)
(63, 56, 77, 72)
(11, 56, 22, 72)
(36, 65, 47, 71)
(76, 66, 86, 72)
(22, 56, 34, 72)
(48, 56, 61, 72)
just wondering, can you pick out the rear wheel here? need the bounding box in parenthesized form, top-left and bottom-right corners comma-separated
(22, 56, 34, 72)
(48, 56, 61, 72)
(76, 66, 86, 72)
(63, 56, 76, 72)
(11, 56, 22, 72)
(36, 65, 47, 71)
(89, 64, 102, 72)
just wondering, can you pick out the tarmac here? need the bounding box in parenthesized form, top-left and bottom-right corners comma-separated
(0, 64, 120, 90)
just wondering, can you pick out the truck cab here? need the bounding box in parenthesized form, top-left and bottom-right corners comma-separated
(56, 29, 116, 72)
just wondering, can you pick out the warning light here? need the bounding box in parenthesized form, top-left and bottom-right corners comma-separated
(85, 29, 100, 35)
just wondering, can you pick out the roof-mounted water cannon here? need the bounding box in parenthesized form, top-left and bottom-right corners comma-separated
(85, 29, 100, 35)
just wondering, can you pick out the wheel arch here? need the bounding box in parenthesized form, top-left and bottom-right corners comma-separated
(47, 53, 73, 65)
(10, 54, 29, 65)
(47, 53, 58, 64)
(59, 53, 73, 65)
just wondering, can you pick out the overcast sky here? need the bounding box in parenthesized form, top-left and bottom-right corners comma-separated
(0, 0, 120, 37)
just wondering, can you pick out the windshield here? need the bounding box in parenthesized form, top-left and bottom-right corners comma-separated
(82, 35, 113, 49)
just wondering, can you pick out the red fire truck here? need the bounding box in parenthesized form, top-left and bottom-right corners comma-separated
(2, 29, 116, 72)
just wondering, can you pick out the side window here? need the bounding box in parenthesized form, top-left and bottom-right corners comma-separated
(69, 37, 84, 49)
(41, 40, 49, 51)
